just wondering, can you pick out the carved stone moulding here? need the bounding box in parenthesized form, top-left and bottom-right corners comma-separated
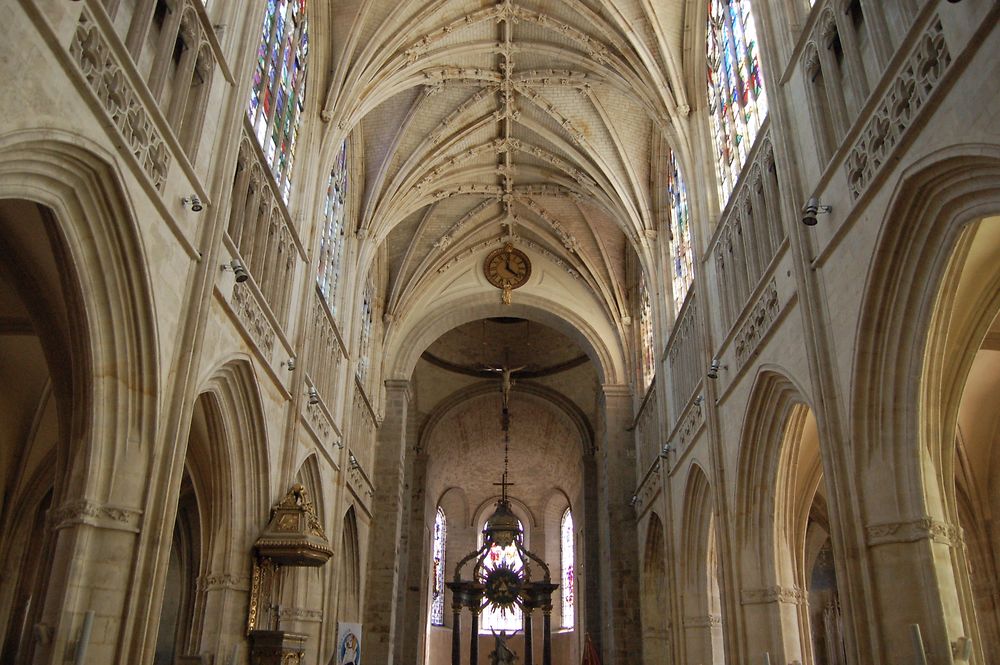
(254, 484, 333, 566)
(741, 585, 806, 605)
(247, 629, 307, 665)
(865, 517, 963, 548)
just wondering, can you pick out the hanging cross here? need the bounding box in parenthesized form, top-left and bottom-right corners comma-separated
(493, 473, 516, 501)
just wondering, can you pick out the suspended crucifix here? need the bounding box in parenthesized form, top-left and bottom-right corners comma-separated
(447, 362, 557, 665)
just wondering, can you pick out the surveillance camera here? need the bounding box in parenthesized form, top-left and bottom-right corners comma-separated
(801, 197, 831, 226)
(707, 358, 721, 380)
(182, 194, 204, 212)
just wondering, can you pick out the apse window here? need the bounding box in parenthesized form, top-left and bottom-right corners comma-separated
(430, 507, 447, 626)
(561, 508, 575, 629)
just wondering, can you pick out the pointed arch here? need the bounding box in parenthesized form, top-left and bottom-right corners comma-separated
(852, 144, 1000, 662)
(337, 505, 363, 623)
(0, 132, 158, 505)
(0, 132, 159, 665)
(197, 358, 272, 568)
(733, 367, 825, 663)
(734, 368, 816, 573)
(641, 512, 669, 664)
(680, 463, 726, 665)
(853, 145, 1000, 513)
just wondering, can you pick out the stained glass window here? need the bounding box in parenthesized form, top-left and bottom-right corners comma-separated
(356, 280, 374, 384)
(707, 0, 768, 206)
(431, 507, 447, 626)
(639, 273, 655, 389)
(318, 140, 348, 316)
(246, 0, 309, 202)
(560, 509, 575, 629)
(480, 520, 524, 632)
(667, 149, 694, 312)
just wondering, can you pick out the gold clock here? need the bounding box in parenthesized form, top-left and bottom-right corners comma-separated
(484, 243, 531, 305)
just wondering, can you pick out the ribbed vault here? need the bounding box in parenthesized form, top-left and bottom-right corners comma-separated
(316, 0, 689, 328)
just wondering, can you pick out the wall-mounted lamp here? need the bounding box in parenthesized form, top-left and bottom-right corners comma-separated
(181, 194, 204, 212)
(952, 636, 973, 662)
(221, 259, 249, 283)
(307, 386, 320, 405)
(661, 444, 674, 456)
(801, 197, 832, 226)
(334, 440, 344, 450)
(281, 358, 296, 371)
(349, 453, 360, 470)
(694, 394, 705, 406)
(707, 358, 723, 379)
(628, 494, 639, 507)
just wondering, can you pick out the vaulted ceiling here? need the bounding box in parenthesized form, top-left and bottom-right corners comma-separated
(319, 0, 690, 328)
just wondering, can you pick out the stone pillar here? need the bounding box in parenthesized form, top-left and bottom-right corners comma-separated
(361, 379, 411, 664)
(739, 587, 806, 664)
(394, 420, 426, 663)
(33, 498, 143, 665)
(862, 513, 968, 665)
(581, 454, 602, 650)
(597, 385, 642, 663)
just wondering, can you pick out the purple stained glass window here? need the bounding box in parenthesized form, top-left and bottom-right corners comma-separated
(356, 279, 374, 384)
(639, 274, 655, 389)
(707, 0, 768, 206)
(247, 0, 308, 202)
(666, 149, 693, 312)
(431, 507, 447, 626)
(318, 141, 348, 316)
(561, 508, 575, 629)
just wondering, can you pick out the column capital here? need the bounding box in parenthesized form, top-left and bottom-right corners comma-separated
(384, 378, 412, 402)
(600, 383, 632, 398)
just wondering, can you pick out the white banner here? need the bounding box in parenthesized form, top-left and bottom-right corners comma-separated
(334, 622, 362, 665)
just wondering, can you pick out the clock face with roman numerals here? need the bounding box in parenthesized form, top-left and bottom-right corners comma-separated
(484, 244, 531, 290)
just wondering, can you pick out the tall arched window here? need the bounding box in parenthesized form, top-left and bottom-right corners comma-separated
(431, 507, 447, 626)
(639, 273, 655, 389)
(356, 280, 374, 384)
(707, 0, 768, 206)
(666, 150, 694, 312)
(480, 519, 524, 632)
(318, 140, 348, 316)
(560, 508, 575, 629)
(246, 0, 309, 202)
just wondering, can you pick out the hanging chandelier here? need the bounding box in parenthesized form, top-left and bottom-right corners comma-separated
(446, 381, 558, 665)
